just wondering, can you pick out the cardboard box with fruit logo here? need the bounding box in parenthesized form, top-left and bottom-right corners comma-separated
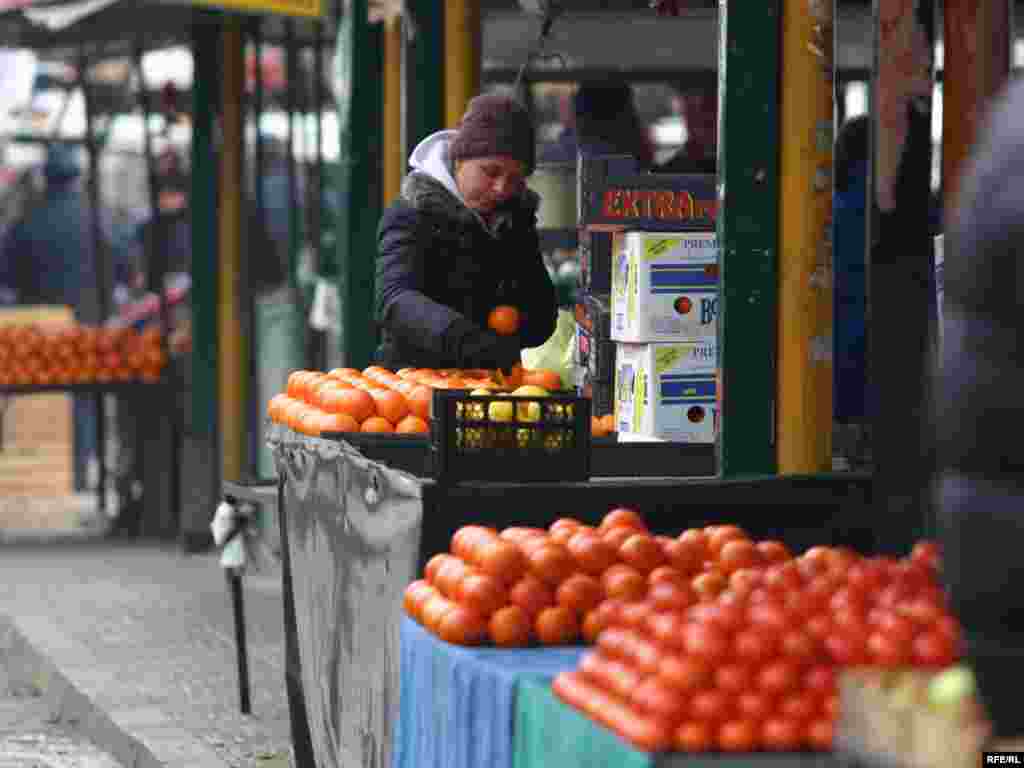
(573, 292, 615, 385)
(611, 231, 719, 343)
(577, 229, 613, 293)
(614, 340, 717, 443)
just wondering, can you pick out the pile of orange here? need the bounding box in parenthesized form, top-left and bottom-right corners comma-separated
(0, 324, 166, 386)
(267, 364, 564, 436)
(591, 414, 616, 438)
(552, 528, 958, 753)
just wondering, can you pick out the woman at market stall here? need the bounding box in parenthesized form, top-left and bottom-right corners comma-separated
(936, 78, 1024, 746)
(375, 91, 558, 371)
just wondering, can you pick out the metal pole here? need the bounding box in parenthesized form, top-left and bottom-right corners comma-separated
(80, 47, 109, 519)
(227, 567, 252, 715)
(250, 17, 265, 480)
(286, 20, 299, 294)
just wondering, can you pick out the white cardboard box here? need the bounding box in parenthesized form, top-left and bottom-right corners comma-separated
(611, 231, 719, 343)
(614, 340, 718, 443)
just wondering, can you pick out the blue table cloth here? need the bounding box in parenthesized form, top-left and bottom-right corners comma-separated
(393, 615, 585, 768)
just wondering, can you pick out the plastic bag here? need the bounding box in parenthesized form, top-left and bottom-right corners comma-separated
(521, 309, 576, 389)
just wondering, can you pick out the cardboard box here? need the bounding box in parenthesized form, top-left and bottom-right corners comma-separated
(614, 341, 717, 443)
(611, 232, 719, 343)
(577, 229, 613, 293)
(577, 154, 718, 231)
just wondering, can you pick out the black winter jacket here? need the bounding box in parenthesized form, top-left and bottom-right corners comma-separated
(375, 171, 558, 369)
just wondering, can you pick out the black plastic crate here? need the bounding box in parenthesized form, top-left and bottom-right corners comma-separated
(429, 389, 591, 482)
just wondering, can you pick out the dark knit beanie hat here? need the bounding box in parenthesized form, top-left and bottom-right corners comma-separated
(449, 92, 536, 175)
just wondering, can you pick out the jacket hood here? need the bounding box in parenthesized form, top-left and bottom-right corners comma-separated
(408, 130, 463, 202)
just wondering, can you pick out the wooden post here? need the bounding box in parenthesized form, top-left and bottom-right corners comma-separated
(717, 0, 781, 477)
(444, 0, 480, 128)
(776, 0, 834, 474)
(943, 0, 1011, 214)
(219, 17, 246, 482)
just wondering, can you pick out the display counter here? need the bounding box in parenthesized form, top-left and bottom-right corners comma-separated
(269, 426, 874, 768)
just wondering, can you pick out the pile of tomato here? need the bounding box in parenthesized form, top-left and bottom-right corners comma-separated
(0, 323, 166, 386)
(402, 507, 960, 755)
(554, 526, 954, 753)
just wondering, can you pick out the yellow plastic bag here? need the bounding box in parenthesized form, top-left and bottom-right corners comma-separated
(521, 309, 576, 389)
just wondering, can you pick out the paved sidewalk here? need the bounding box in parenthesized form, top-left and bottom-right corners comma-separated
(0, 674, 124, 768)
(0, 540, 292, 768)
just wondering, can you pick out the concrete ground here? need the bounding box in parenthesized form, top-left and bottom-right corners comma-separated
(0, 537, 292, 768)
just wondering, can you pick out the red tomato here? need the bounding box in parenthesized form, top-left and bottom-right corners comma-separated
(846, 563, 887, 593)
(729, 568, 764, 596)
(824, 629, 869, 666)
(748, 602, 794, 633)
(832, 607, 869, 634)
(805, 615, 835, 640)
(675, 721, 714, 752)
(736, 691, 775, 721)
(807, 719, 835, 751)
(734, 628, 779, 665)
(830, 587, 868, 614)
(717, 720, 759, 752)
(715, 663, 755, 694)
(822, 694, 840, 719)
(690, 689, 734, 723)
(873, 612, 917, 643)
(804, 665, 837, 695)
(779, 629, 820, 663)
(780, 693, 820, 722)
(648, 580, 696, 611)
(695, 602, 746, 632)
(868, 630, 912, 667)
(647, 611, 687, 649)
(911, 540, 941, 571)
(757, 661, 799, 696)
(661, 655, 713, 692)
(683, 622, 732, 663)
(899, 599, 945, 626)
(631, 676, 687, 722)
(912, 631, 956, 667)
(761, 718, 804, 751)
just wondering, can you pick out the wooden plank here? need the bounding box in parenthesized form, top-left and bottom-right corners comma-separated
(776, 0, 834, 474)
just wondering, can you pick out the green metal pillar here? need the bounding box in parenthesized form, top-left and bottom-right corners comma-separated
(405, 0, 445, 151)
(182, 16, 221, 551)
(335, 0, 382, 369)
(716, 0, 781, 477)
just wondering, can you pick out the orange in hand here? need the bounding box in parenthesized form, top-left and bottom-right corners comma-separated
(487, 305, 521, 336)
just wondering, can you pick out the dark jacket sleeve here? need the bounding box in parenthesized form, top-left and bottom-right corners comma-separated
(376, 203, 466, 358)
(507, 213, 558, 349)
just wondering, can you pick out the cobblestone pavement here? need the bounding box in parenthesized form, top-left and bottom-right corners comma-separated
(0, 680, 123, 768)
(0, 542, 292, 768)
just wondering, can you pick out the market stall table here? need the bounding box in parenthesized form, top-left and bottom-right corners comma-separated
(514, 680, 839, 768)
(269, 427, 876, 768)
(394, 616, 584, 768)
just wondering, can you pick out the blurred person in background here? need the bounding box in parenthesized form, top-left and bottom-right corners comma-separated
(935, 77, 1024, 751)
(831, 115, 870, 464)
(655, 83, 717, 174)
(0, 144, 125, 493)
(573, 81, 655, 168)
